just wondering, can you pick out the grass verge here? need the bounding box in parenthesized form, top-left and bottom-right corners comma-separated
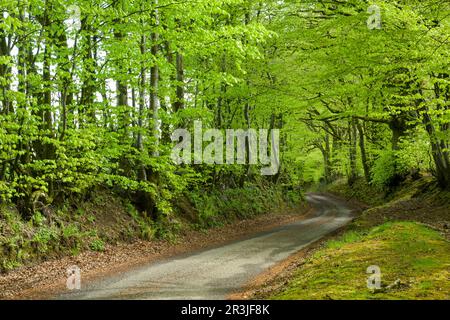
(270, 221, 450, 300)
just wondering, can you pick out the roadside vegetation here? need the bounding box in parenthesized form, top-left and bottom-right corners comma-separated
(1, 185, 300, 272)
(271, 221, 449, 300)
(267, 178, 450, 300)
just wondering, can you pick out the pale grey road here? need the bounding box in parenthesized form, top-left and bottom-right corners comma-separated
(59, 193, 354, 300)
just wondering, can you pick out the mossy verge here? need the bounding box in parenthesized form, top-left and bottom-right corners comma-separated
(270, 221, 450, 300)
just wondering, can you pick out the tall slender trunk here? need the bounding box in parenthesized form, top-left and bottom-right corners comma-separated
(34, 2, 56, 196)
(422, 109, 450, 189)
(418, 83, 450, 189)
(0, 14, 11, 114)
(150, 0, 161, 156)
(322, 134, 332, 184)
(331, 132, 342, 180)
(80, 17, 96, 124)
(114, 12, 128, 134)
(137, 33, 147, 181)
(174, 51, 185, 112)
(356, 120, 370, 183)
(348, 118, 358, 185)
(56, 19, 74, 140)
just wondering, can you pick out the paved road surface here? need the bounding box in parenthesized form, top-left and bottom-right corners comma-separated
(60, 193, 354, 300)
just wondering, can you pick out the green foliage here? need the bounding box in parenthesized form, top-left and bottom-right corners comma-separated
(371, 150, 406, 188)
(153, 219, 182, 243)
(32, 226, 59, 254)
(30, 212, 46, 227)
(125, 201, 155, 240)
(89, 239, 105, 252)
(61, 223, 81, 241)
(0, 0, 279, 219)
(396, 136, 430, 174)
(371, 134, 431, 188)
(190, 185, 299, 228)
(325, 231, 364, 250)
(256, 0, 450, 188)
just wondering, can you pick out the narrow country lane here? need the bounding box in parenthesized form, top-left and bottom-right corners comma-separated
(59, 194, 355, 300)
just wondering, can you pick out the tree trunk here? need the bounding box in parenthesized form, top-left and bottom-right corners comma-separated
(0, 16, 11, 114)
(114, 11, 128, 134)
(55, 19, 74, 140)
(80, 17, 96, 123)
(422, 110, 450, 189)
(356, 120, 371, 183)
(323, 134, 332, 184)
(174, 51, 185, 112)
(137, 33, 147, 181)
(348, 118, 358, 185)
(150, 0, 161, 156)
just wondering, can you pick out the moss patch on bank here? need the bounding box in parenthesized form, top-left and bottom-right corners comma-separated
(271, 222, 450, 300)
(0, 190, 146, 272)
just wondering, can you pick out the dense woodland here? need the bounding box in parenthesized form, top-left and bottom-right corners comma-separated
(0, 0, 449, 248)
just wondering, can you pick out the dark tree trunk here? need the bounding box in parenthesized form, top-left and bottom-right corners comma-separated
(149, 0, 161, 157)
(174, 52, 185, 112)
(422, 110, 450, 189)
(323, 134, 332, 184)
(348, 118, 358, 185)
(356, 120, 371, 183)
(80, 17, 96, 123)
(0, 18, 11, 114)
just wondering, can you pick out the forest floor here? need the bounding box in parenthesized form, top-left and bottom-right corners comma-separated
(235, 178, 450, 300)
(0, 203, 311, 299)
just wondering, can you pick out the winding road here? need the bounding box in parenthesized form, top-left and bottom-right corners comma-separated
(59, 193, 355, 300)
